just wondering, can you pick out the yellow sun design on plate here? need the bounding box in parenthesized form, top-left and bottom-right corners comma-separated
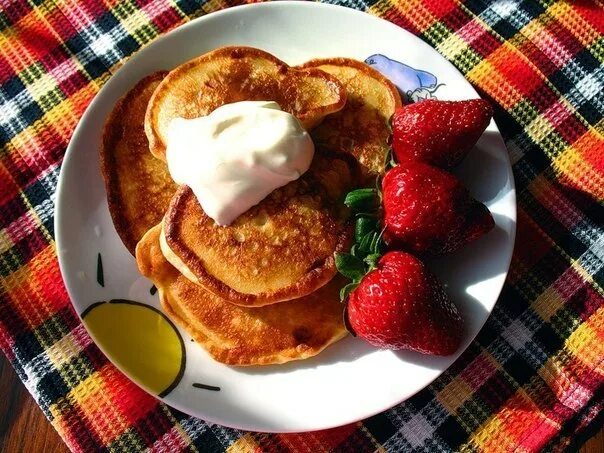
(82, 299, 185, 396)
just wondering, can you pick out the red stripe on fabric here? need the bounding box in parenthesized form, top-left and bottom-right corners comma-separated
(131, 403, 175, 449)
(470, 26, 503, 58)
(106, 366, 160, 425)
(526, 83, 561, 116)
(138, 0, 184, 32)
(573, 3, 604, 35)
(488, 46, 544, 98)
(553, 267, 593, 305)
(515, 38, 560, 78)
(53, 395, 106, 453)
(10, 15, 62, 62)
(460, 352, 498, 391)
(572, 130, 604, 177)
(1, 0, 32, 28)
(279, 423, 359, 451)
(43, 3, 81, 44)
(509, 208, 552, 275)
(0, 167, 20, 207)
(556, 114, 588, 146)
(32, 259, 70, 315)
(421, 0, 458, 18)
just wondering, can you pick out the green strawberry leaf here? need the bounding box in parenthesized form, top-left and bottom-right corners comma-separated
(369, 231, 382, 254)
(344, 188, 379, 213)
(355, 216, 377, 243)
(335, 253, 365, 281)
(339, 282, 358, 302)
(358, 232, 376, 254)
(364, 253, 381, 270)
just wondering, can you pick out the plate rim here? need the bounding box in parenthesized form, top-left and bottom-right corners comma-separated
(55, 0, 517, 433)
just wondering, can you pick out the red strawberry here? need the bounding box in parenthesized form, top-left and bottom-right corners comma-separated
(382, 162, 494, 255)
(392, 99, 493, 168)
(347, 251, 462, 355)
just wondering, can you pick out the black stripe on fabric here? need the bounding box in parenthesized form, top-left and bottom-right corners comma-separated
(23, 178, 51, 211)
(573, 45, 602, 74)
(36, 368, 70, 408)
(504, 353, 536, 387)
(115, 35, 139, 58)
(533, 323, 564, 356)
(12, 328, 44, 367)
(190, 429, 224, 453)
(96, 9, 120, 33)
(175, 0, 202, 16)
(435, 416, 468, 450)
(593, 266, 604, 290)
(489, 17, 518, 41)
(519, 1, 546, 18)
(406, 388, 434, 412)
(576, 101, 601, 127)
(493, 105, 524, 141)
(0, 73, 26, 98)
(363, 412, 398, 444)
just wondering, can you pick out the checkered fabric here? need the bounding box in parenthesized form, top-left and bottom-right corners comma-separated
(1, 0, 603, 451)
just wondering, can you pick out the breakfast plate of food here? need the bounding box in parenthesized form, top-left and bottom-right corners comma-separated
(55, 2, 516, 432)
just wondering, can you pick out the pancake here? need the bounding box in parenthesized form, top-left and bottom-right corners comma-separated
(300, 58, 402, 180)
(136, 225, 348, 366)
(162, 151, 357, 307)
(100, 72, 178, 255)
(145, 46, 347, 160)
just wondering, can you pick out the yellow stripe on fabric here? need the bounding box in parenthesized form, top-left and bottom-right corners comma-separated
(461, 416, 510, 452)
(565, 307, 604, 372)
(68, 372, 126, 445)
(68, 364, 145, 449)
(46, 330, 86, 369)
(112, 1, 159, 44)
(227, 434, 259, 453)
(531, 286, 565, 322)
(437, 375, 474, 413)
(465, 58, 523, 110)
(551, 127, 604, 201)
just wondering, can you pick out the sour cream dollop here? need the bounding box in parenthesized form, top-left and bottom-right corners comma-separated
(166, 101, 314, 226)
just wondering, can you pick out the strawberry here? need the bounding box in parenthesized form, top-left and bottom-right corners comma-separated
(382, 162, 494, 255)
(346, 251, 463, 355)
(392, 99, 493, 168)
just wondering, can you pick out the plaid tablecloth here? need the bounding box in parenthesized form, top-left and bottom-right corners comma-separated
(1, 0, 603, 451)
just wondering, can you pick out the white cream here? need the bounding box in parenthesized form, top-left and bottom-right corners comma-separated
(166, 101, 314, 226)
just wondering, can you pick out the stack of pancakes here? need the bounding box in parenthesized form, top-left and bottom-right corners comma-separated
(101, 47, 401, 366)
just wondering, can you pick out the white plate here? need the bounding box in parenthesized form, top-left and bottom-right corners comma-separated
(55, 1, 516, 433)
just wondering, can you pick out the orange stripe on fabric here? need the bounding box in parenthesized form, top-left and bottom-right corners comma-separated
(552, 128, 604, 201)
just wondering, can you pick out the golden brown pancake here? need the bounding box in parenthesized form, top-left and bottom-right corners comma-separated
(162, 151, 357, 307)
(136, 225, 348, 366)
(145, 46, 347, 160)
(100, 72, 178, 255)
(300, 58, 402, 180)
